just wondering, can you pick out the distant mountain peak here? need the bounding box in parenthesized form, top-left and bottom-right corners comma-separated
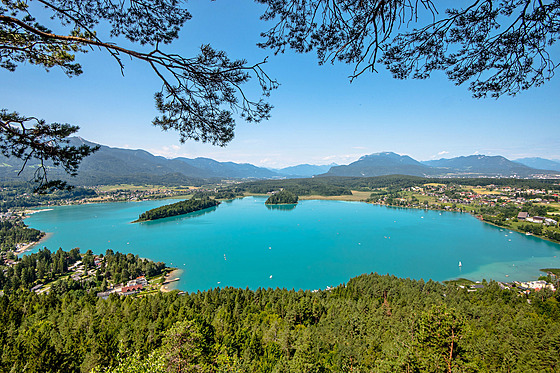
(515, 157, 560, 172)
(323, 151, 430, 177)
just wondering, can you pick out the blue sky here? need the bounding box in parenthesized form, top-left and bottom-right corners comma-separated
(2, 1, 559, 167)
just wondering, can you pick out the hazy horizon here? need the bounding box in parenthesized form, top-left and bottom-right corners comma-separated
(73, 136, 560, 169)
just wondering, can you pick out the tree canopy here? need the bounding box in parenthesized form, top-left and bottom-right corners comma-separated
(0, 0, 277, 190)
(258, 0, 560, 98)
(2, 1, 559, 190)
(265, 190, 299, 204)
(1, 271, 559, 372)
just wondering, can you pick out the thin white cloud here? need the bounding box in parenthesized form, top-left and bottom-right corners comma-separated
(428, 150, 449, 160)
(318, 154, 361, 165)
(148, 145, 191, 159)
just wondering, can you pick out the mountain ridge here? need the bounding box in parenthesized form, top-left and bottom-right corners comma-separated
(322, 152, 434, 177)
(514, 157, 560, 172)
(1, 139, 559, 185)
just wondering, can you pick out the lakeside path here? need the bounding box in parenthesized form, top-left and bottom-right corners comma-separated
(161, 269, 184, 292)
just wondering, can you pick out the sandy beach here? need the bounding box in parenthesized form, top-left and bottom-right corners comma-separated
(14, 232, 53, 256)
(161, 268, 183, 292)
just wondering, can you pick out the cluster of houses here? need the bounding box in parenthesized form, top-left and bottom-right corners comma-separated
(515, 280, 557, 292)
(96, 275, 151, 298)
(517, 211, 558, 225)
(0, 211, 16, 221)
(68, 258, 103, 281)
(95, 188, 188, 202)
(460, 279, 557, 294)
(416, 184, 559, 209)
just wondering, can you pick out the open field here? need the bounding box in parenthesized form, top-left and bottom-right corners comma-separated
(541, 202, 560, 215)
(470, 187, 503, 195)
(299, 190, 371, 201)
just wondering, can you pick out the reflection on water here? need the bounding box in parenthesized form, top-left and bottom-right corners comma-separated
(266, 204, 297, 211)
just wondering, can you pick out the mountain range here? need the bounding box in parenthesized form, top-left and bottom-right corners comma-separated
(0, 139, 558, 185)
(514, 157, 560, 172)
(325, 152, 432, 177)
(0, 138, 332, 185)
(323, 152, 560, 178)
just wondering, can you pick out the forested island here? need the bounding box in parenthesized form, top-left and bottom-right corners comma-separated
(231, 175, 560, 244)
(135, 197, 220, 222)
(265, 190, 299, 205)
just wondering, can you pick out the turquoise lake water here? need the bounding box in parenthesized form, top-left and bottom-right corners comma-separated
(25, 197, 560, 292)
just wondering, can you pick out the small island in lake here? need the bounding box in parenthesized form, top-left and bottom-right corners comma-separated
(134, 197, 220, 222)
(265, 190, 298, 205)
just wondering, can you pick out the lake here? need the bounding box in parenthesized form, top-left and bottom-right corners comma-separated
(25, 196, 560, 292)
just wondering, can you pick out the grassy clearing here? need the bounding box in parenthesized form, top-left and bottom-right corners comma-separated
(471, 187, 502, 195)
(299, 190, 371, 201)
(423, 183, 445, 187)
(541, 202, 560, 215)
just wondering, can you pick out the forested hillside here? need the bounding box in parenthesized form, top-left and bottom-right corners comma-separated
(237, 175, 560, 195)
(0, 273, 558, 372)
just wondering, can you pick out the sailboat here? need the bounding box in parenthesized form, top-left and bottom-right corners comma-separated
(458, 261, 462, 267)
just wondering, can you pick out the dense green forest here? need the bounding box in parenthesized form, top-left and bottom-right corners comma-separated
(265, 190, 298, 205)
(0, 219, 44, 252)
(135, 197, 220, 222)
(0, 272, 558, 372)
(194, 190, 244, 200)
(237, 175, 560, 196)
(0, 248, 166, 295)
(236, 178, 353, 196)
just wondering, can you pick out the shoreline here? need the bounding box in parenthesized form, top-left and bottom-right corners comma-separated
(19, 194, 559, 288)
(361, 199, 560, 246)
(161, 268, 183, 292)
(14, 232, 53, 256)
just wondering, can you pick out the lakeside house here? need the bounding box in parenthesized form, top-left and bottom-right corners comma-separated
(517, 212, 529, 220)
(127, 276, 148, 287)
(525, 216, 558, 225)
(121, 284, 143, 295)
(518, 280, 556, 291)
